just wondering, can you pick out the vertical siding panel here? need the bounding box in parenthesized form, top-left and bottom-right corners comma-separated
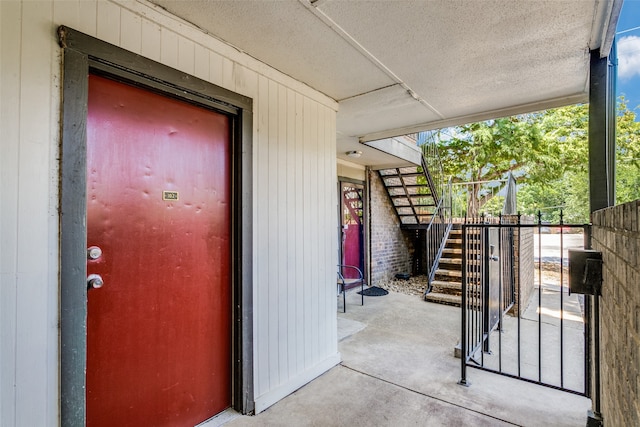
(329, 107, 338, 351)
(294, 92, 305, 373)
(193, 43, 209, 82)
(140, 18, 161, 61)
(233, 64, 257, 99)
(119, 8, 142, 54)
(53, 0, 80, 29)
(308, 100, 319, 362)
(301, 97, 313, 369)
(267, 79, 280, 387)
(277, 84, 288, 381)
(222, 57, 235, 92)
(77, 0, 97, 36)
(208, 50, 224, 87)
(302, 97, 312, 368)
(324, 106, 338, 354)
(177, 36, 194, 75)
(316, 105, 327, 356)
(160, 28, 178, 69)
(0, 3, 21, 426)
(255, 75, 270, 397)
(16, 3, 54, 425)
(285, 88, 297, 379)
(17, 6, 53, 270)
(96, 0, 120, 45)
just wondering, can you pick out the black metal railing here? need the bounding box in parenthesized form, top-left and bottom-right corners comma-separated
(377, 131, 454, 282)
(459, 213, 590, 396)
(418, 134, 452, 290)
(419, 132, 445, 207)
(424, 178, 452, 291)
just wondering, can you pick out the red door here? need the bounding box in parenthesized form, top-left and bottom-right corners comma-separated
(340, 182, 364, 279)
(86, 75, 232, 427)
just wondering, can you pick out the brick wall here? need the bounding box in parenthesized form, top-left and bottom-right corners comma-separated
(515, 215, 535, 316)
(369, 169, 414, 285)
(591, 200, 640, 425)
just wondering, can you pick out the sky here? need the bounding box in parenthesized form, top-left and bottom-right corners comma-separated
(616, 0, 640, 116)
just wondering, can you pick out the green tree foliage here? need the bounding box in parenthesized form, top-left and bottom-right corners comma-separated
(615, 99, 640, 205)
(434, 100, 640, 222)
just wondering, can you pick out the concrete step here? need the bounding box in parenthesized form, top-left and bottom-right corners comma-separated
(425, 292, 461, 307)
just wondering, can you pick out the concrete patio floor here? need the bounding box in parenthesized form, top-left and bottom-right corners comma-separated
(222, 289, 591, 426)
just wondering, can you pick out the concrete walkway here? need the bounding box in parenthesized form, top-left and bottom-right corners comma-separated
(223, 290, 591, 426)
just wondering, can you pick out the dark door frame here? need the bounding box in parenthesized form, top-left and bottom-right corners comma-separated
(58, 26, 254, 425)
(337, 177, 368, 284)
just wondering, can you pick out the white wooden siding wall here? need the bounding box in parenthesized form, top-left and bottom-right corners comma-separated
(0, 0, 338, 424)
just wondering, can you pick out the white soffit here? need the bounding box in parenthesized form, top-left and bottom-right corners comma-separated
(337, 84, 442, 138)
(320, 0, 596, 120)
(149, 0, 395, 100)
(149, 0, 621, 164)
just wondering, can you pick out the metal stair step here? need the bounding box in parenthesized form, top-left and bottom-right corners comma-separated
(384, 184, 434, 189)
(442, 247, 482, 255)
(431, 280, 462, 292)
(435, 269, 462, 278)
(442, 247, 462, 254)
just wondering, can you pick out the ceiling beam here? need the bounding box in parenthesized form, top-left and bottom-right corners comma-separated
(297, 0, 444, 119)
(359, 92, 589, 143)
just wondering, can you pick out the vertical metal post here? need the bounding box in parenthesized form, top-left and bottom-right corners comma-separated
(589, 48, 615, 212)
(584, 224, 603, 426)
(587, 45, 612, 425)
(559, 211, 565, 389)
(498, 218, 503, 373)
(607, 41, 617, 206)
(483, 225, 490, 353)
(517, 213, 522, 378)
(584, 290, 592, 398)
(584, 225, 592, 398)
(459, 224, 470, 386)
(537, 211, 542, 382)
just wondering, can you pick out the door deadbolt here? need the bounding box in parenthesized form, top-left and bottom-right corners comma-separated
(87, 246, 103, 260)
(87, 274, 104, 290)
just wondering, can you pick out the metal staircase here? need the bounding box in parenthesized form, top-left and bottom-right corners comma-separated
(377, 134, 452, 293)
(377, 157, 439, 227)
(425, 224, 464, 305)
(377, 132, 519, 307)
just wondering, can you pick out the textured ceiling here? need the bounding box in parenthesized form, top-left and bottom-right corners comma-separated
(150, 0, 620, 167)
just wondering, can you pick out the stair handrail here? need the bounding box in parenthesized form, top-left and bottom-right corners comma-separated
(422, 180, 453, 295)
(415, 132, 453, 294)
(419, 132, 445, 208)
(450, 179, 509, 221)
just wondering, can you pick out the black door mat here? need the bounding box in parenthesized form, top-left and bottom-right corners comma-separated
(357, 286, 389, 296)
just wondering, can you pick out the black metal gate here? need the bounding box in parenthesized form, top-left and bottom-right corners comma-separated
(459, 214, 590, 396)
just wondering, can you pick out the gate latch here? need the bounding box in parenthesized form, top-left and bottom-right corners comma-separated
(568, 249, 603, 296)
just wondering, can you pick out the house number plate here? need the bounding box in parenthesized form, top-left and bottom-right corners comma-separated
(162, 191, 179, 201)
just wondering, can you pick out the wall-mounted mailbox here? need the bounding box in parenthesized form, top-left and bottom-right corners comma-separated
(568, 249, 603, 296)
